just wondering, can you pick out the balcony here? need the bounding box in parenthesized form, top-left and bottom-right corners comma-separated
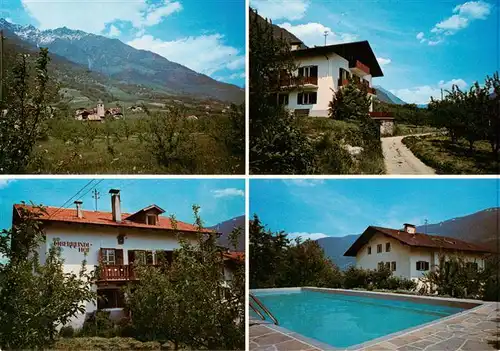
(349, 60, 370, 76)
(279, 75, 318, 88)
(338, 79, 376, 95)
(99, 264, 134, 281)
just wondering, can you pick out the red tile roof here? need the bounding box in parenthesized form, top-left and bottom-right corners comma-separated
(14, 204, 211, 233)
(344, 226, 493, 256)
(223, 251, 245, 262)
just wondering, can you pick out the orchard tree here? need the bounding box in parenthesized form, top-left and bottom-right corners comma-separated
(0, 203, 95, 349)
(124, 206, 245, 350)
(0, 48, 57, 173)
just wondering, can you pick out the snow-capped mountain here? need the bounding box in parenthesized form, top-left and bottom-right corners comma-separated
(0, 19, 244, 103)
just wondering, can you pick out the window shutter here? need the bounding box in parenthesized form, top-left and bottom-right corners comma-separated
(297, 93, 303, 105)
(311, 66, 318, 77)
(99, 248, 104, 263)
(311, 93, 317, 104)
(115, 249, 124, 265)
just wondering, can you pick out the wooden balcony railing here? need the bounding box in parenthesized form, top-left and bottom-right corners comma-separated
(279, 75, 318, 87)
(99, 264, 132, 281)
(349, 60, 370, 75)
(338, 79, 376, 95)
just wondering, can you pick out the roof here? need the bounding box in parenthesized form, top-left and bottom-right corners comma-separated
(223, 251, 245, 263)
(344, 226, 493, 256)
(13, 204, 211, 233)
(292, 41, 383, 77)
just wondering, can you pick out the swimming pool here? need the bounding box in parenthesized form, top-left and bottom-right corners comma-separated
(251, 288, 469, 348)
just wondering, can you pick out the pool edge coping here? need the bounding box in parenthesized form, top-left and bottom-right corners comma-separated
(250, 287, 493, 351)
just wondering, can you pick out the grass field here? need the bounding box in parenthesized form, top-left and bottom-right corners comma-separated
(25, 111, 244, 174)
(393, 124, 441, 136)
(402, 135, 499, 174)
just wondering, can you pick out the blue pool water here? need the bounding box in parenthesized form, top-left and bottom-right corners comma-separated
(252, 289, 465, 348)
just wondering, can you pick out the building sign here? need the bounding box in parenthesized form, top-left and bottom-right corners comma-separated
(53, 239, 92, 253)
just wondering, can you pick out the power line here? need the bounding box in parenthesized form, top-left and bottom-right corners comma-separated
(78, 180, 105, 204)
(49, 179, 96, 218)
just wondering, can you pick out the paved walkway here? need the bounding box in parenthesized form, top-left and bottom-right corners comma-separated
(382, 134, 435, 175)
(250, 302, 499, 351)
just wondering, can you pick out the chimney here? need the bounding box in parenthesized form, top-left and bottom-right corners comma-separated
(109, 189, 121, 222)
(403, 223, 416, 234)
(74, 200, 83, 219)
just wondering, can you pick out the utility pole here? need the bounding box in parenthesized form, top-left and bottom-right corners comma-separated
(324, 31, 328, 46)
(424, 219, 428, 234)
(92, 188, 100, 211)
(440, 88, 443, 100)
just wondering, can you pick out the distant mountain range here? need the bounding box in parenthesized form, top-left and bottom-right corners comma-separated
(211, 215, 245, 252)
(374, 86, 406, 105)
(0, 19, 244, 103)
(316, 208, 499, 269)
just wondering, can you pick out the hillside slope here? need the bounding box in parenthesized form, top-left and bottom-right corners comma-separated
(211, 215, 246, 252)
(0, 19, 244, 103)
(374, 85, 406, 105)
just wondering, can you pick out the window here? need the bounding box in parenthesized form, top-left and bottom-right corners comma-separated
(102, 249, 116, 265)
(377, 262, 384, 270)
(391, 261, 396, 271)
(97, 289, 125, 309)
(377, 244, 382, 253)
(386, 242, 391, 252)
(416, 261, 430, 271)
(278, 93, 289, 105)
(385, 262, 390, 270)
(466, 262, 479, 270)
(339, 67, 351, 81)
(297, 92, 317, 105)
(146, 214, 157, 225)
(367, 246, 371, 255)
(298, 65, 318, 78)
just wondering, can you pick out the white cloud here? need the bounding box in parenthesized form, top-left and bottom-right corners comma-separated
(5, 17, 15, 24)
(279, 22, 358, 47)
(0, 180, 15, 189)
(287, 232, 329, 241)
(283, 179, 324, 187)
(418, 1, 492, 45)
(454, 1, 492, 19)
(21, 0, 182, 34)
(226, 56, 245, 71)
(127, 34, 244, 76)
(377, 57, 391, 66)
(212, 188, 244, 198)
(251, 0, 309, 21)
(390, 78, 468, 104)
(107, 25, 121, 37)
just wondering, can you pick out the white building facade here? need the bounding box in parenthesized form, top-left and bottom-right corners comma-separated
(13, 189, 242, 328)
(344, 224, 490, 281)
(279, 41, 382, 117)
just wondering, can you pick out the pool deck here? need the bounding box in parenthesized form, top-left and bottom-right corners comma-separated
(249, 288, 499, 351)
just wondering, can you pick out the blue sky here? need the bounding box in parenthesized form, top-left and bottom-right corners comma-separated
(251, 0, 498, 104)
(1, 0, 245, 87)
(0, 178, 245, 231)
(250, 178, 499, 240)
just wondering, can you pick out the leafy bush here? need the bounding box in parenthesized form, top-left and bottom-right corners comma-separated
(79, 311, 117, 338)
(59, 326, 75, 338)
(54, 337, 162, 350)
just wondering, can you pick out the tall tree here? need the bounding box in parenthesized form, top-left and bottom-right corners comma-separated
(249, 9, 316, 174)
(0, 48, 57, 173)
(124, 206, 245, 350)
(0, 203, 95, 350)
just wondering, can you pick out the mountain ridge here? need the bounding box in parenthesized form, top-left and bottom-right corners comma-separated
(374, 85, 406, 105)
(0, 18, 244, 103)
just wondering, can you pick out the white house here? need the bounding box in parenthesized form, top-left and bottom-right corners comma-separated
(12, 189, 243, 328)
(344, 223, 491, 281)
(278, 40, 385, 118)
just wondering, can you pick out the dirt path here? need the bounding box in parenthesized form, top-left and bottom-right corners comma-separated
(382, 134, 436, 175)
